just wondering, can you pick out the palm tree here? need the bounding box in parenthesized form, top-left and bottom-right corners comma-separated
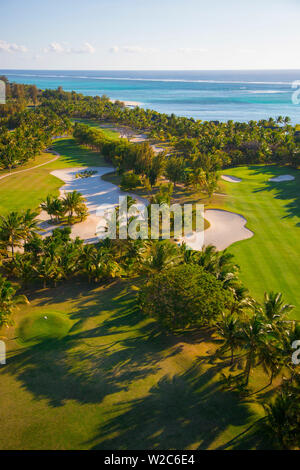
(0, 275, 29, 327)
(195, 244, 219, 272)
(217, 313, 241, 364)
(240, 313, 268, 385)
(194, 245, 239, 286)
(22, 209, 40, 242)
(63, 191, 86, 221)
(8, 253, 35, 288)
(262, 292, 294, 329)
(263, 392, 296, 449)
(258, 341, 283, 385)
(227, 285, 254, 318)
(40, 195, 55, 222)
(81, 247, 123, 283)
(33, 257, 62, 288)
(143, 240, 180, 275)
(0, 212, 25, 257)
(122, 239, 148, 273)
(50, 197, 65, 222)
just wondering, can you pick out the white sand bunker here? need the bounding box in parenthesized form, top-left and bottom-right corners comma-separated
(221, 175, 242, 183)
(269, 175, 295, 182)
(39, 168, 253, 250)
(181, 209, 253, 252)
(39, 167, 146, 243)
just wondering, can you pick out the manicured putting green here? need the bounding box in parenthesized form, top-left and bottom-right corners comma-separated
(17, 312, 72, 344)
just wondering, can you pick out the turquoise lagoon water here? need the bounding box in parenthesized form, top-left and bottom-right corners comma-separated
(1, 69, 300, 123)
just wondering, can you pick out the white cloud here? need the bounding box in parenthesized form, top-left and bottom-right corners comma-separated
(0, 40, 28, 53)
(43, 42, 95, 54)
(73, 42, 96, 54)
(178, 47, 208, 54)
(43, 42, 64, 54)
(109, 45, 156, 54)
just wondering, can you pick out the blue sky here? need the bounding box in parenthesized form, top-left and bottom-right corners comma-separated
(1, 0, 300, 69)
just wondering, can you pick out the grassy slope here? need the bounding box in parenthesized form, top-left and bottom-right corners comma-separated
(221, 165, 300, 319)
(72, 119, 120, 140)
(0, 138, 109, 215)
(0, 280, 270, 450)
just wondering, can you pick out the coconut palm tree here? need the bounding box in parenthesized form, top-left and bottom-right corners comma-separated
(33, 256, 62, 288)
(0, 275, 29, 327)
(50, 197, 65, 222)
(81, 247, 123, 283)
(62, 191, 86, 222)
(194, 244, 219, 272)
(0, 212, 25, 257)
(240, 313, 269, 385)
(40, 195, 55, 222)
(194, 245, 239, 286)
(22, 209, 41, 242)
(261, 292, 294, 329)
(122, 239, 149, 274)
(217, 313, 242, 364)
(263, 392, 297, 449)
(258, 341, 283, 385)
(8, 253, 35, 288)
(142, 240, 181, 275)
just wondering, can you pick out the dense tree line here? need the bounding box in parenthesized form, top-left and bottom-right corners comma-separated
(40, 87, 300, 168)
(74, 122, 165, 186)
(1, 78, 300, 178)
(0, 107, 71, 170)
(0, 75, 40, 118)
(74, 122, 220, 194)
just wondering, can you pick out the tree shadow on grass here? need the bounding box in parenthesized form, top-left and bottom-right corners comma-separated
(52, 139, 109, 167)
(85, 362, 263, 450)
(4, 295, 165, 407)
(4, 326, 164, 408)
(250, 165, 300, 225)
(5, 277, 269, 449)
(6, 281, 216, 409)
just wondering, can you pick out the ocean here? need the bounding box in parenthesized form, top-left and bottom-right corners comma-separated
(1, 69, 300, 124)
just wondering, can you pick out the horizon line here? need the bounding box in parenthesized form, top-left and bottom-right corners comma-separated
(1, 67, 300, 72)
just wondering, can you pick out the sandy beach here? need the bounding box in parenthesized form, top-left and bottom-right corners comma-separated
(110, 99, 142, 108)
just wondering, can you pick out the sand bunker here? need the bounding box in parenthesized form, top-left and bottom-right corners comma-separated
(221, 175, 242, 183)
(39, 167, 146, 243)
(181, 209, 253, 251)
(269, 175, 295, 182)
(39, 168, 253, 250)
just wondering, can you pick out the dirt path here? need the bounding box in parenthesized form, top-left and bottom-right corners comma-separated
(0, 150, 60, 182)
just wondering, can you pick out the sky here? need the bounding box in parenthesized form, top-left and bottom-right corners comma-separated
(0, 0, 300, 70)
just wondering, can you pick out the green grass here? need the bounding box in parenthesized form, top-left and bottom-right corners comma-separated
(0, 280, 271, 450)
(0, 152, 55, 177)
(220, 165, 300, 319)
(72, 119, 120, 140)
(18, 312, 72, 345)
(0, 138, 109, 215)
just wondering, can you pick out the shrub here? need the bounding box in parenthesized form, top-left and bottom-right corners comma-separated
(120, 172, 140, 190)
(139, 264, 232, 331)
